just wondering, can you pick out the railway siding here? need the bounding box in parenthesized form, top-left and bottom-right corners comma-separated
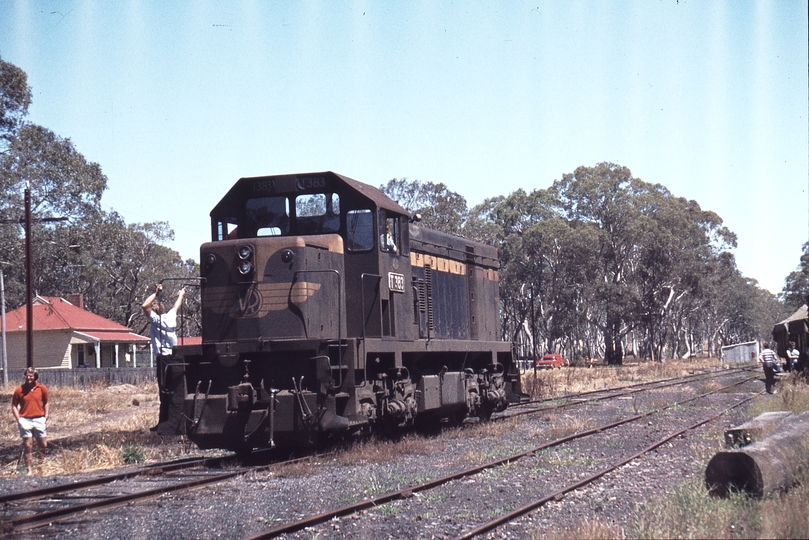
(0, 368, 763, 539)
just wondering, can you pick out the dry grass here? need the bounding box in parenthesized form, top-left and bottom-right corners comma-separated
(331, 434, 435, 468)
(540, 519, 626, 540)
(748, 373, 809, 417)
(0, 381, 184, 477)
(541, 478, 809, 540)
(538, 371, 809, 540)
(626, 468, 809, 539)
(545, 413, 596, 439)
(521, 357, 726, 400)
(271, 456, 324, 478)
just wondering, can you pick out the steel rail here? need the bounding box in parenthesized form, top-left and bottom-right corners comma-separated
(455, 392, 761, 539)
(0, 453, 321, 533)
(0, 455, 212, 505)
(503, 366, 756, 421)
(241, 374, 758, 539)
(510, 364, 754, 411)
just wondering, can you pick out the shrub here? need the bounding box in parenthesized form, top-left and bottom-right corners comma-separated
(121, 445, 145, 464)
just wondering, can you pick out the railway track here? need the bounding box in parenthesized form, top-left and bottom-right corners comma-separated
(0, 367, 760, 538)
(240, 369, 759, 539)
(456, 392, 759, 539)
(503, 365, 756, 420)
(0, 451, 314, 534)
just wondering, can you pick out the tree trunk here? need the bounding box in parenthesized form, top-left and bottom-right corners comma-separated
(604, 318, 623, 365)
(705, 411, 809, 498)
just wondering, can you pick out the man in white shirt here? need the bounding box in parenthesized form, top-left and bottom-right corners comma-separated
(142, 283, 185, 430)
(759, 342, 779, 394)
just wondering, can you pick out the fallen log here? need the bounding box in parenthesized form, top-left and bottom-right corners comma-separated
(723, 411, 793, 447)
(705, 410, 809, 498)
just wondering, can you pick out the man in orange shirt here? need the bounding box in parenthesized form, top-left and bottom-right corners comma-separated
(12, 367, 50, 474)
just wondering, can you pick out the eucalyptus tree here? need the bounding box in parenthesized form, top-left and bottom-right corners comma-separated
(549, 163, 648, 365)
(0, 57, 200, 335)
(0, 57, 31, 148)
(482, 188, 555, 350)
(472, 187, 600, 361)
(31, 212, 200, 335)
(0, 59, 36, 302)
(0, 123, 108, 312)
(781, 241, 809, 310)
(629, 182, 737, 362)
(379, 177, 468, 234)
(462, 196, 505, 246)
(1, 57, 107, 310)
(537, 163, 735, 365)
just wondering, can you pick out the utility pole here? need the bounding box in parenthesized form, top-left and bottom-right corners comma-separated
(1, 266, 7, 389)
(0, 183, 67, 369)
(25, 187, 33, 369)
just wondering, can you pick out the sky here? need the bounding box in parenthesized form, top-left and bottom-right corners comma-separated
(0, 1, 806, 295)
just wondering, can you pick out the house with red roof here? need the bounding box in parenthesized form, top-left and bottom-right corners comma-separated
(3, 294, 150, 370)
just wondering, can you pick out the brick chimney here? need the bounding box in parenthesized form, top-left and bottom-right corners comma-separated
(68, 293, 84, 309)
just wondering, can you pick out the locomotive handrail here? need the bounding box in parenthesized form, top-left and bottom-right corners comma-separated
(293, 269, 343, 376)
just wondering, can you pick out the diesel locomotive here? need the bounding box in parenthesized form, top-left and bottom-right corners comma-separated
(167, 171, 525, 451)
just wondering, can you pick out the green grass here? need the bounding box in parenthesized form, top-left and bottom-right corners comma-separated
(375, 503, 401, 515)
(121, 445, 145, 464)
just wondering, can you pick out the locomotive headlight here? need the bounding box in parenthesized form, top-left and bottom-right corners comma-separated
(205, 253, 217, 266)
(238, 245, 253, 260)
(238, 260, 253, 275)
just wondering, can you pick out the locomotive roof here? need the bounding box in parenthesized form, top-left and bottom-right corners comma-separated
(409, 223, 500, 268)
(211, 171, 409, 217)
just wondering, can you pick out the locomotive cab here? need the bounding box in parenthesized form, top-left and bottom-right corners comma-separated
(174, 172, 525, 451)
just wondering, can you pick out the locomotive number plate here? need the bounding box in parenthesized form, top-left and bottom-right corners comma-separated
(388, 272, 405, 293)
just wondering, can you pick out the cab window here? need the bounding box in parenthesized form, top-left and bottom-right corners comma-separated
(246, 196, 290, 237)
(379, 212, 399, 254)
(346, 209, 373, 252)
(295, 193, 340, 234)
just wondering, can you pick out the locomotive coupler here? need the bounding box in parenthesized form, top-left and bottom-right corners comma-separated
(227, 363, 257, 412)
(482, 373, 509, 413)
(227, 373, 256, 412)
(485, 387, 508, 411)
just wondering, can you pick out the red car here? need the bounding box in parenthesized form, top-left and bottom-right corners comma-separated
(534, 353, 567, 369)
